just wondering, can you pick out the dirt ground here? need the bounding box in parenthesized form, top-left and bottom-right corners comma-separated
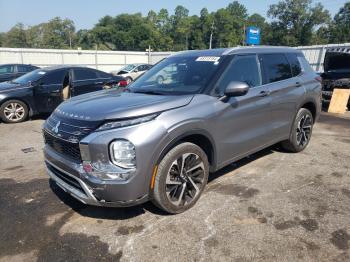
(0, 112, 349, 262)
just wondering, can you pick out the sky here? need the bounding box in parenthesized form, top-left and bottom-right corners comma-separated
(0, 0, 348, 32)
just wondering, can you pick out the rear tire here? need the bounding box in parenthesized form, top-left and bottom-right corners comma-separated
(0, 100, 29, 123)
(152, 142, 209, 214)
(281, 108, 313, 152)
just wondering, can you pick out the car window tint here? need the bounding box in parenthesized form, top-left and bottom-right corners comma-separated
(0, 65, 14, 74)
(261, 54, 292, 83)
(98, 70, 111, 78)
(41, 70, 66, 85)
(17, 65, 31, 73)
(74, 68, 98, 80)
(215, 55, 261, 95)
(286, 53, 302, 76)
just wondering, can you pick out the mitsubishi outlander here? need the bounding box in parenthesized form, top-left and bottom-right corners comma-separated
(43, 47, 321, 214)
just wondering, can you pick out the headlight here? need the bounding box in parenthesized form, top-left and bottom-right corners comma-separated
(97, 113, 158, 131)
(109, 140, 136, 169)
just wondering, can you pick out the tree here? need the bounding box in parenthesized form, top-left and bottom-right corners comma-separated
(329, 2, 350, 43)
(2, 23, 28, 48)
(267, 0, 330, 46)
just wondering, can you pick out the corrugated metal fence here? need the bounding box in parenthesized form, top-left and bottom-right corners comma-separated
(297, 43, 350, 72)
(0, 43, 349, 73)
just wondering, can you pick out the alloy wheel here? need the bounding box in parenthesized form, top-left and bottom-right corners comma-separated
(165, 153, 205, 207)
(296, 114, 312, 147)
(4, 102, 25, 122)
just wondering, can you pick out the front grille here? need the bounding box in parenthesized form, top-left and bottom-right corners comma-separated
(47, 163, 85, 194)
(44, 131, 82, 161)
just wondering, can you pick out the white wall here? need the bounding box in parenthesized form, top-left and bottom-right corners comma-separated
(0, 48, 172, 73)
(1, 44, 350, 73)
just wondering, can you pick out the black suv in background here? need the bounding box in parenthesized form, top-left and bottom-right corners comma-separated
(0, 66, 127, 123)
(0, 64, 39, 83)
(321, 47, 350, 108)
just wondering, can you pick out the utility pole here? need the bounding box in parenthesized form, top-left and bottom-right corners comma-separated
(146, 45, 153, 64)
(209, 21, 215, 49)
(243, 24, 246, 46)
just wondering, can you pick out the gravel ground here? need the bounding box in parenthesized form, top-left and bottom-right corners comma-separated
(0, 112, 349, 262)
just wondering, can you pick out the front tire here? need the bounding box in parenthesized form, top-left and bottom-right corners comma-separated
(281, 108, 313, 152)
(0, 100, 29, 123)
(152, 142, 209, 214)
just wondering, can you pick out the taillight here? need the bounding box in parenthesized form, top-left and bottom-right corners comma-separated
(118, 80, 128, 87)
(315, 76, 322, 83)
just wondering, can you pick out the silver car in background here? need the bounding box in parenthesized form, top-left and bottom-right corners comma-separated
(43, 46, 321, 214)
(113, 63, 152, 84)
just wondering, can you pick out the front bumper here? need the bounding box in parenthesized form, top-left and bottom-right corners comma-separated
(43, 117, 169, 207)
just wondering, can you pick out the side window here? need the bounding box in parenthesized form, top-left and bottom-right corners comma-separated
(215, 55, 261, 95)
(0, 65, 14, 74)
(73, 68, 98, 81)
(97, 70, 111, 78)
(260, 54, 292, 83)
(286, 53, 302, 76)
(17, 65, 32, 73)
(41, 70, 66, 85)
(136, 65, 143, 72)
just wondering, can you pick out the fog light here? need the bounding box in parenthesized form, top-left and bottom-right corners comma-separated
(110, 140, 136, 169)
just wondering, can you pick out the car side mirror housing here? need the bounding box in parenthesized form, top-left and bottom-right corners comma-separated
(134, 68, 139, 72)
(224, 81, 249, 97)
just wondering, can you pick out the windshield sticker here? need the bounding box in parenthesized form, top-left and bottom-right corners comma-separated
(196, 56, 220, 62)
(38, 71, 46, 75)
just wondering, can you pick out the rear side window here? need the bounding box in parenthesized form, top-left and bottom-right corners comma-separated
(0, 65, 15, 74)
(73, 68, 98, 81)
(214, 55, 261, 95)
(260, 54, 292, 83)
(98, 70, 111, 78)
(286, 53, 302, 76)
(41, 70, 67, 85)
(297, 55, 314, 73)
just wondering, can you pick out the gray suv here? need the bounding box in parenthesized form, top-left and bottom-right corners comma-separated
(43, 47, 321, 214)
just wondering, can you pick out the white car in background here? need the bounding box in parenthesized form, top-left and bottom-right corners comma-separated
(113, 63, 152, 84)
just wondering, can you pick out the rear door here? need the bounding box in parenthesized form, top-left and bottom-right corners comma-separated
(212, 54, 273, 163)
(259, 53, 304, 139)
(33, 69, 67, 113)
(71, 68, 101, 96)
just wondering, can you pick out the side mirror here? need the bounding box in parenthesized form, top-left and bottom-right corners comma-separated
(134, 68, 139, 72)
(224, 81, 249, 97)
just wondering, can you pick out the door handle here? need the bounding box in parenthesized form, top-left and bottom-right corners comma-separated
(295, 81, 302, 87)
(258, 90, 270, 97)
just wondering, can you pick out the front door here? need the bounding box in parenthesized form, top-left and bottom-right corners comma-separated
(211, 54, 273, 166)
(33, 69, 67, 113)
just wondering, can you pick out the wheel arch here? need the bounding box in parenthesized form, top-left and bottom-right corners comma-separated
(0, 97, 33, 117)
(156, 129, 217, 172)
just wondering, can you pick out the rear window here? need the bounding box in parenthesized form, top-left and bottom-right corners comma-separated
(286, 53, 302, 76)
(260, 54, 292, 84)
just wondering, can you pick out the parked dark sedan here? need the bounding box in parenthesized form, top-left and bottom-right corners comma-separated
(0, 65, 128, 123)
(0, 64, 39, 83)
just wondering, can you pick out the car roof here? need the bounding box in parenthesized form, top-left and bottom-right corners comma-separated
(172, 46, 302, 57)
(0, 63, 38, 67)
(38, 65, 93, 72)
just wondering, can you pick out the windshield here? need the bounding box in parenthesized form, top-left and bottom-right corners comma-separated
(129, 55, 223, 95)
(12, 69, 46, 84)
(120, 64, 136, 72)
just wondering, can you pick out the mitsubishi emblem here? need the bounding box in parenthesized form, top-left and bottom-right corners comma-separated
(52, 121, 61, 134)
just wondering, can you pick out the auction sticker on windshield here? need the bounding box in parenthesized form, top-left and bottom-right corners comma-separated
(195, 56, 220, 62)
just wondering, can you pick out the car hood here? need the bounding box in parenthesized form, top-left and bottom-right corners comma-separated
(54, 90, 194, 122)
(0, 81, 28, 92)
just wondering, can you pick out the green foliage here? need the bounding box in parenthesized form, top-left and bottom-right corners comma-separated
(0, 1, 348, 50)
